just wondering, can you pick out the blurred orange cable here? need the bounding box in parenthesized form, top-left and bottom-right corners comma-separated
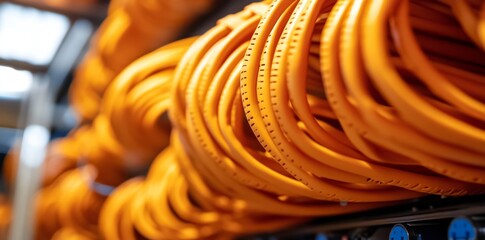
(70, 0, 214, 123)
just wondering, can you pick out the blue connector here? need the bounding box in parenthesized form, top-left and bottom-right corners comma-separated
(389, 224, 410, 240)
(448, 217, 477, 240)
(315, 233, 328, 240)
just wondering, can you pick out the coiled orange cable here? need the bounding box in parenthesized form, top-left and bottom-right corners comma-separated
(100, 142, 300, 239)
(70, 0, 214, 123)
(169, 1, 382, 215)
(36, 166, 103, 239)
(21, 0, 485, 239)
(321, 0, 485, 194)
(241, 0, 433, 203)
(35, 37, 196, 239)
(96, 1, 485, 239)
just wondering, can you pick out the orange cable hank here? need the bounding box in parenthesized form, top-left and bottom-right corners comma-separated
(33, 0, 485, 239)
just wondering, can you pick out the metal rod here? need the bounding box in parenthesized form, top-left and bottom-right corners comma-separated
(8, 77, 52, 240)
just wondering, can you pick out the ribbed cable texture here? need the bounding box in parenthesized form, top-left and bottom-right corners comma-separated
(3, 0, 484, 239)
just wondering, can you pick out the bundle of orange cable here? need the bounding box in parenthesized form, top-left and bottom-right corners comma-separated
(36, 167, 103, 239)
(70, 0, 214, 123)
(25, 0, 485, 239)
(100, 141, 301, 239)
(169, 0, 385, 214)
(100, 0, 485, 239)
(4, 0, 215, 187)
(321, 0, 485, 187)
(34, 38, 195, 239)
(3, 0, 213, 239)
(98, 4, 327, 238)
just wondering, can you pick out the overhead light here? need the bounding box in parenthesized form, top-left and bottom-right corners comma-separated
(0, 3, 70, 65)
(0, 65, 33, 97)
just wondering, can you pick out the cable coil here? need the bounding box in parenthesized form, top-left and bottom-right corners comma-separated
(7, 0, 484, 239)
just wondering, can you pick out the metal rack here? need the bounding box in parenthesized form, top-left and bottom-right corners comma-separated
(239, 195, 485, 239)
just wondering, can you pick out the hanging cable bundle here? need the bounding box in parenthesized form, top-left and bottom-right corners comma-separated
(35, 37, 195, 239)
(235, 0, 485, 210)
(97, 0, 484, 238)
(28, 0, 213, 238)
(79, 37, 197, 187)
(23, 0, 485, 239)
(5, 0, 216, 216)
(98, 5, 310, 239)
(242, 0, 421, 203)
(99, 37, 196, 171)
(168, 0, 384, 218)
(99, 142, 297, 240)
(35, 167, 104, 239)
(70, 0, 214, 123)
(321, 0, 485, 191)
